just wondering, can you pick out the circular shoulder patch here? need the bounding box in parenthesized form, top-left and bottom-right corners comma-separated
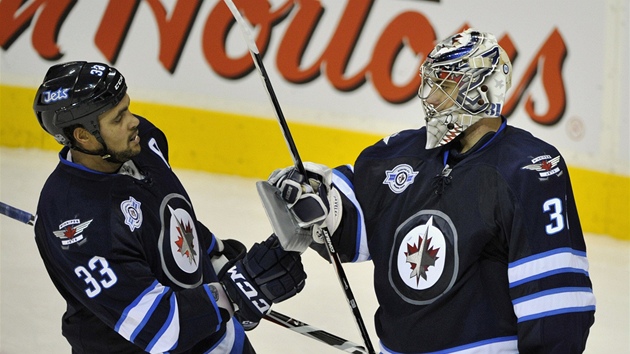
(388, 210, 459, 305)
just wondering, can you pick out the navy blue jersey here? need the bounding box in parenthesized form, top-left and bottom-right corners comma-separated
(327, 119, 595, 353)
(34, 117, 251, 353)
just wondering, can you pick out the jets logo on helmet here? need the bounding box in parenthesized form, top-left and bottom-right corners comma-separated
(42, 88, 70, 104)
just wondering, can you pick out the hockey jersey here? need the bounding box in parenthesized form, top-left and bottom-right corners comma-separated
(34, 117, 250, 353)
(327, 119, 595, 353)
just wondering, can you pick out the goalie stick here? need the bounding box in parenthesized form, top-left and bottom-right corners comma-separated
(0, 200, 368, 353)
(222, 1, 376, 353)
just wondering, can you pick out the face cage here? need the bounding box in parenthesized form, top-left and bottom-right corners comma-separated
(418, 65, 491, 121)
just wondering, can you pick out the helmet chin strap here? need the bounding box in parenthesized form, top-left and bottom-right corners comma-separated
(71, 138, 126, 164)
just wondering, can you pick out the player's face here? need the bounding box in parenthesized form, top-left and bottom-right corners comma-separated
(98, 94, 141, 162)
(421, 77, 459, 113)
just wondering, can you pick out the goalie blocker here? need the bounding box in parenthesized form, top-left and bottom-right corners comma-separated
(258, 163, 342, 253)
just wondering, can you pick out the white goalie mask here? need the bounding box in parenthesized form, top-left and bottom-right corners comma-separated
(418, 29, 512, 149)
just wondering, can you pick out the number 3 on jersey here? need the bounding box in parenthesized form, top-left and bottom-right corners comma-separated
(543, 197, 565, 235)
(74, 256, 118, 298)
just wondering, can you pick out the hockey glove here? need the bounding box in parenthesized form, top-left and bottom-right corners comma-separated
(267, 162, 342, 243)
(219, 235, 306, 330)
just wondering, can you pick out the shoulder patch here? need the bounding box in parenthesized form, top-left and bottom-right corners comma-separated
(53, 218, 93, 248)
(120, 196, 143, 232)
(520, 155, 563, 179)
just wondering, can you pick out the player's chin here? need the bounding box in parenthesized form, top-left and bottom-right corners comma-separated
(130, 145, 142, 156)
(118, 145, 141, 161)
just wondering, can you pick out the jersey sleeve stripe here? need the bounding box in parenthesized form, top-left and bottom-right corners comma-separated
(206, 317, 241, 353)
(206, 233, 217, 255)
(509, 268, 589, 288)
(146, 294, 179, 353)
(380, 335, 518, 354)
(115, 280, 167, 339)
(203, 283, 224, 333)
(507, 247, 589, 287)
(332, 167, 370, 262)
(512, 287, 596, 323)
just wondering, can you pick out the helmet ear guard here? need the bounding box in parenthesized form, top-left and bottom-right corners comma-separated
(33, 61, 127, 147)
(419, 29, 512, 149)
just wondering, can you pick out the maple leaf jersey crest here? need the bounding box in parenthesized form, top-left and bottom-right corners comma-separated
(53, 219, 93, 247)
(405, 227, 440, 285)
(170, 205, 198, 266)
(390, 211, 458, 305)
(159, 194, 202, 289)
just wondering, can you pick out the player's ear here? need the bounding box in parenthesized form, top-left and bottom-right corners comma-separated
(73, 126, 98, 149)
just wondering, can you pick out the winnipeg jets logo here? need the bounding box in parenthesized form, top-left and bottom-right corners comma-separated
(170, 206, 198, 266)
(397, 216, 446, 290)
(405, 226, 441, 285)
(434, 32, 469, 55)
(390, 210, 457, 305)
(167, 205, 200, 273)
(521, 155, 562, 178)
(42, 88, 69, 103)
(53, 219, 93, 247)
(383, 164, 418, 193)
(159, 194, 203, 288)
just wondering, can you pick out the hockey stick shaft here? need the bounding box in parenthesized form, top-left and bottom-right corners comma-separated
(0, 201, 35, 225)
(0, 201, 366, 353)
(265, 310, 367, 354)
(222, 2, 375, 353)
(222, 0, 305, 176)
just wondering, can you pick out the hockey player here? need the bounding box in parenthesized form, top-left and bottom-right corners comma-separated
(265, 29, 595, 353)
(32, 61, 306, 353)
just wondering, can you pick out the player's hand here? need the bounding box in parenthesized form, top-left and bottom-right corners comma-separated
(219, 235, 306, 330)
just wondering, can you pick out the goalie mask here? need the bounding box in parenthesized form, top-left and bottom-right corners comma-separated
(418, 29, 512, 149)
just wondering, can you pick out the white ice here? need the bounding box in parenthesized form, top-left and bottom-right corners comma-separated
(1, 147, 628, 353)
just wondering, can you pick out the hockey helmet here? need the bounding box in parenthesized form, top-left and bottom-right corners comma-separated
(33, 61, 127, 147)
(418, 29, 512, 149)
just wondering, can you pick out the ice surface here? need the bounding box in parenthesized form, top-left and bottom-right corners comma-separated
(1, 147, 627, 353)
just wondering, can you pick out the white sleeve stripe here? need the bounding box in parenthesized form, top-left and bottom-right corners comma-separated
(116, 281, 169, 341)
(510, 268, 589, 288)
(206, 317, 237, 353)
(508, 248, 589, 287)
(512, 287, 596, 322)
(146, 294, 180, 353)
(332, 168, 370, 262)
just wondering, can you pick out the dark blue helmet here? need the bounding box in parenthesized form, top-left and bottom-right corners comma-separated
(33, 61, 127, 147)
